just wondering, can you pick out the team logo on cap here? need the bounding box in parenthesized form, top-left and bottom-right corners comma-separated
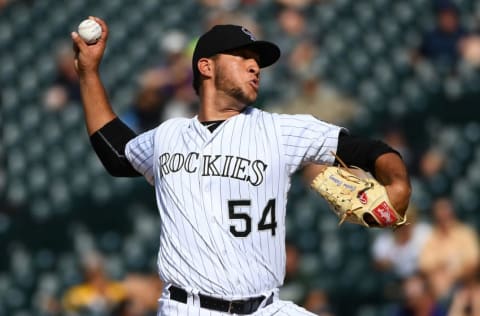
(241, 27, 256, 41)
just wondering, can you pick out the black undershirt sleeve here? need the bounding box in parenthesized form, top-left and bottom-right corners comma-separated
(335, 131, 400, 177)
(89, 118, 141, 177)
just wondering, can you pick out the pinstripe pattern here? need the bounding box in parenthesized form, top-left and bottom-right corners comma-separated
(125, 107, 342, 303)
(125, 128, 156, 184)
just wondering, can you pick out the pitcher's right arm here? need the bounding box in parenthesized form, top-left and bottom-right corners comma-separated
(71, 17, 140, 177)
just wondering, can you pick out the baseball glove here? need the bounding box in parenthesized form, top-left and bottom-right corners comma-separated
(310, 155, 407, 228)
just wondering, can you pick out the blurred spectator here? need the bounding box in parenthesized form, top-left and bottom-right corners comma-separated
(419, 148, 446, 178)
(121, 82, 166, 133)
(120, 273, 162, 316)
(272, 75, 359, 125)
(44, 42, 81, 110)
(269, 38, 359, 125)
(393, 273, 447, 316)
(372, 206, 432, 279)
(415, 1, 468, 67)
(288, 39, 318, 79)
(156, 30, 197, 120)
(447, 269, 480, 316)
(419, 197, 480, 301)
(277, 6, 306, 38)
(271, 6, 309, 53)
(62, 252, 127, 315)
(459, 35, 480, 67)
(122, 30, 197, 131)
(303, 289, 335, 316)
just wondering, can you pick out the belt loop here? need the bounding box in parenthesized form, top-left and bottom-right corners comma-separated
(186, 291, 193, 305)
(191, 288, 200, 307)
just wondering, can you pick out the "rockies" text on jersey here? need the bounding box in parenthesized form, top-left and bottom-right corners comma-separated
(159, 152, 268, 186)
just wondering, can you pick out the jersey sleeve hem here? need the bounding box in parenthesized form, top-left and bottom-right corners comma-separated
(125, 132, 156, 186)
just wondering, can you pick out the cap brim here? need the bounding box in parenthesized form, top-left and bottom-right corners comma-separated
(240, 41, 281, 68)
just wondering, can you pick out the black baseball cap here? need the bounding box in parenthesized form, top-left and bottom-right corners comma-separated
(192, 24, 281, 93)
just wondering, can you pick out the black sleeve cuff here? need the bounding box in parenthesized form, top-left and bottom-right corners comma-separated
(335, 131, 401, 176)
(89, 118, 141, 177)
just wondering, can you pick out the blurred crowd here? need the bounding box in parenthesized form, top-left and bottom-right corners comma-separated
(3, 0, 480, 315)
(41, 0, 480, 129)
(371, 197, 480, 316)
(279, 198, 480, 316)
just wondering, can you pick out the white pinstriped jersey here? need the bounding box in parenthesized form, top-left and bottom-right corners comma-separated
(125, 106, 342, 300)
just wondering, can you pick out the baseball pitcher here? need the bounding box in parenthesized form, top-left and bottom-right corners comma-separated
(72, 17, 411, 315)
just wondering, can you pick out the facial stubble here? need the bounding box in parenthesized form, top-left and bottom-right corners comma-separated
(214, 65, 256, 105)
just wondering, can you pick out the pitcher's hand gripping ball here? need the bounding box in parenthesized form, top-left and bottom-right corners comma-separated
(78, 19, 102, 44)
(311, 154, 407, 228)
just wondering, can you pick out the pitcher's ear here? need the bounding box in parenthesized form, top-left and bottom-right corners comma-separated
(197, 57, 213, 78)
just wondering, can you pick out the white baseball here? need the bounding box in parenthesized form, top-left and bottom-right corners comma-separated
(78, 19, 102, 44)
